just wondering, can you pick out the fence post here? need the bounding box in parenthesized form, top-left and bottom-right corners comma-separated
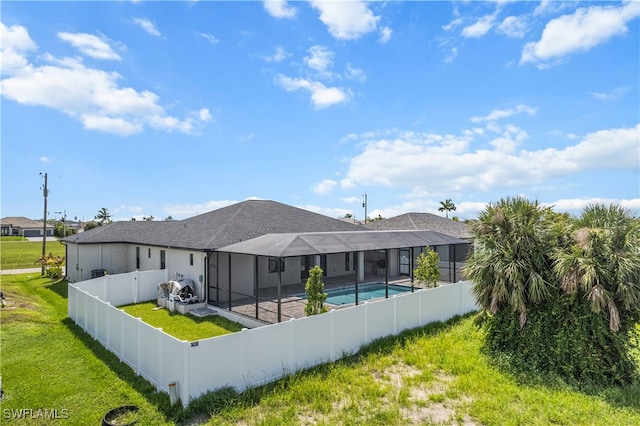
(157, 328, 163, 391)
(364, 302, 369, 344)
(134, 270, 139, 304)
(329, 310, 336, 361)
(181, 340, 190, 407)
(136, 318, 143, 375)
(288, 319, 296, 370)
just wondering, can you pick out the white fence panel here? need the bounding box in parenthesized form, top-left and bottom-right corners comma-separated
(121, 314, 141, 370)
(138, 270, 167, 301)
(395, 290, 422, 331)
(157, 336, 185, 395)
(332, 306, 366, 357)
(460, 281, 477, 314)
(439, 284, 461, 321)
(244, 322, 293, 386)
(188, 332, 245, 393)
(69, 272, 478, 405)
(106, 305, 124, 356)
(419, 287, 442, 324)
(95, 299, 110, 346)
(137, 323, 164, 387)
(365, 298, 396, 342)
(292, 314, 333, 370)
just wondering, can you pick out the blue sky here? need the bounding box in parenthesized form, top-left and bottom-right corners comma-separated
(2, 0, 639, 223)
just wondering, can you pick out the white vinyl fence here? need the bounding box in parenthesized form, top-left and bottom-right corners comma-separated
(68, 271, 478, 406)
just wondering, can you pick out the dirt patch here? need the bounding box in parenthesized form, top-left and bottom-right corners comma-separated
(374, 364, 476, 425)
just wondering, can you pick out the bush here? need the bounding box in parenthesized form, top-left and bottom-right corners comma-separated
(36, 252, 65, 279)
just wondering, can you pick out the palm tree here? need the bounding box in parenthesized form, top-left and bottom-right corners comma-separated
(95, 207, 111, 224)
(553, 204, 640, 332)
(438, 199, 457, 218)
(463, 196, 555, 328)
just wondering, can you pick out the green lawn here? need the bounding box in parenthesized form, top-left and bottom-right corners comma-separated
(1, 272, 639, 425)
(121, 302, 243, 341)
(0, 239, 65, 270)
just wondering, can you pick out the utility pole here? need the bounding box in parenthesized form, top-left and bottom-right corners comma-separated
(362, 192, 368, 224)
(41, 173, 48, 276)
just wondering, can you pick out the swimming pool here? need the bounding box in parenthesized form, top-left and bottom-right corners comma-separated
(322, 282, 413, 306)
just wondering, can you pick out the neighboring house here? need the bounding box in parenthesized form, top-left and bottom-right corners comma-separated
(0, 216, 54, 237)
(364, 212, 472, 239)
(364, 212, 473, 282)
(63, 200, 469, 323)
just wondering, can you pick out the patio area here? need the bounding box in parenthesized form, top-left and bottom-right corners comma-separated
(226, 273, 424, 324)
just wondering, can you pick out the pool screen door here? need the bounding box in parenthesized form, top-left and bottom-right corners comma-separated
(399, 249, 410, 275)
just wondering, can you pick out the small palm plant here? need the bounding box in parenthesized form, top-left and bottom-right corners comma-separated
(463, 196, 555, 328)
(305, 266, 328, 316)
(553, 204, 640, 332)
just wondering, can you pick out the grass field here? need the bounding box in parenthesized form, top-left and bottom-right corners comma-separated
(1, 272, 639, 425)
(121, 302, 243, 341)
(0, 239, 65, 270)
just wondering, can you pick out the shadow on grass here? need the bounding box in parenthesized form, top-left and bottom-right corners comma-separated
(62, 317, 178, 421)
(46, 278, 68, 299)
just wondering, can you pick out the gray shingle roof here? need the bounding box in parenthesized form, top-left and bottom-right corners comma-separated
(364, 213, 472, 239)
(0, 216, 53, 229)
(63, 200, 364, 250)
(219, 230, 468, 257)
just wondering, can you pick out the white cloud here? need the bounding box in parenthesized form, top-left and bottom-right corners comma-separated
(263, 46, 290, 63)
(340, 124, 639, 194)
(309, 0, 380, 40)
(313, 179, 338, 196)
(263, 0, 297, 19)
(164, 199, 238, 218)
(471, 104, 537, 123)
(58, 32, 121, 60)
(461, 13, 497, 38)
(198, 108, 212, 121)
(276, 75, 350, 109)
(521, 2, 640, 66)
(40, 156, 52, 163)
(497, 15, 527, 38)
(132, 18, 161, 37)
(444, 47, 458, 64)
(1, 25, 211, 136)
(197, 32, 219, 44)
(304, 45, 335, 78)
(345, 64, 366, 82)
(589, 86, 629, 101)
(545, 197, 640, 215)
(0, 22, 37, 75)
(378, 26, 392, 44)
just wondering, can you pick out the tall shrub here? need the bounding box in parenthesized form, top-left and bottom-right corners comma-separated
(305, 266, 328, 316)
(414, 248, 440, 288)
(464, 198, 640, 385)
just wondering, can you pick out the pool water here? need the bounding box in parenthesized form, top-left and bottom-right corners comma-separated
(322, 282, 412, 306)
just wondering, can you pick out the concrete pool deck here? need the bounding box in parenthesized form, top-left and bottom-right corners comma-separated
(221, 274, 439, 324)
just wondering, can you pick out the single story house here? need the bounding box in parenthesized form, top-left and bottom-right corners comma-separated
(63, 200, 469, 323)
(0, 216, 54, 237)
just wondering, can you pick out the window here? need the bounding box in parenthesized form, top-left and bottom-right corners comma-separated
(269, 257, 284, 273)
(148, 248, 151, 258)
(345, 253, 350, 271)
(160, 250, 166, 270)
(136, 247, 140, 269)
(189, 253, 194, 266)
